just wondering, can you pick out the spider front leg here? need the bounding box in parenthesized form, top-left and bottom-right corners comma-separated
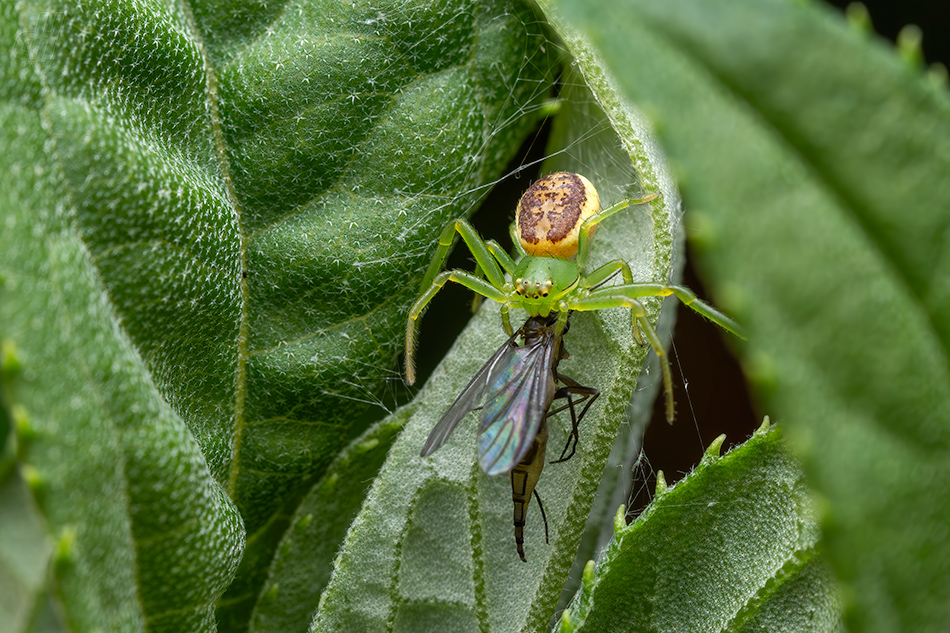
(470, 238, 516, 314)
(405, 269, 509, 385)
(407, 219, 518, 384)
(575, 192, 659, 270)
(568, 291, 677, 422)
(419, 218, 507, 292)
(570, 282, 743, 421)
(582, 258, 644, 345)
(605, 283, 745, 339)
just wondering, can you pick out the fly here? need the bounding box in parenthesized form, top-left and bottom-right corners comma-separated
(420, 313, 597, 561)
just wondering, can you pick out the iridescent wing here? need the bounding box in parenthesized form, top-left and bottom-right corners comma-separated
(476, 327, 557, 476)
(419, 329, 521, 458)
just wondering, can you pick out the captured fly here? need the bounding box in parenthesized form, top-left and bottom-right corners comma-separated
(420, 313, 598, 561)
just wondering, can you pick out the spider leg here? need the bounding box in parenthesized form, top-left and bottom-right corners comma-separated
(408, 219, 520, 384)
(593, 283, 744, 339)
(500, 303, 513, 336)
(508, 220, 527, 260)
(569, 289, 676, 422)
(420, 219, 506, 290)
(405, 269, 507, 384)
(575, 192, 660, 269)
(637, 312, 676, 423)
(485, 239, 517, 274)
(569, 281, 744, 420)
(582, 259, 645, 344)
(584, 259, 631, 287)
(471, 239, 516, 314)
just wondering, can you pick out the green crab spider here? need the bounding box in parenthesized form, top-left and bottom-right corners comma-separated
(405, 172, 743, 422)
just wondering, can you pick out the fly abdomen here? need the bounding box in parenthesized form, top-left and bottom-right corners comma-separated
(510, 422, 548, 562)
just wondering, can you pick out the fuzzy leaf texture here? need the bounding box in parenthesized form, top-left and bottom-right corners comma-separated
(556, 423, 840, 633)
(0, 0, 559, 631)
(248, 412, 408, 633)
(547, 0, 950, 631)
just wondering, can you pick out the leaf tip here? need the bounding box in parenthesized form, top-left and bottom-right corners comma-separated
(295, 513, 313, 533)
(703, 434, 727, 460)
(261, 582, 280, 604)
(540, 98, 562, 118)
(21, 462, 44, 494)
(743, 350, 778, 395)
(13, 404, 34, 445)
(559, 608, 575, 633)
(355, 438, 380, 454)
(715, 281, 749, 326)
(1, 339, 22, 377)
(613, 504, 626, 534)
(686, 209, 718, 252)
(582, 559, 595, 588)
(897, 24, 924, 69)
(845, 3, 873, 34)
(54, 525, 78, 568)
(927, 62, 948, 89)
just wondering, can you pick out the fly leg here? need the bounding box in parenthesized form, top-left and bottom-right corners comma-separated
(549, 373, 599, 464)
(533, 488, 549, 545)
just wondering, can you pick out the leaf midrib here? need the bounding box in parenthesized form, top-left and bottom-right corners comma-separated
(178, 0, 250, 497)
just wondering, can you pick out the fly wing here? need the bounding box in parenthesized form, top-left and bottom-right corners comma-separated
(476, 330, 557, 476)
(419, 330, 521, 458)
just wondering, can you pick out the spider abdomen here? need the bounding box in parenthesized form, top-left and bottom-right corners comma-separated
(516, 172, 601, 259)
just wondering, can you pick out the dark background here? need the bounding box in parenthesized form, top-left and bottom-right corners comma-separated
(411, 0, 949, 514)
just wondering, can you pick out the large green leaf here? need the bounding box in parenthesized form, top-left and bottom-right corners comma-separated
(0, 99, 243, 632)
(556, 422, 840, 633)
(1, 0, 558, 630)
(551, 0, 950, 631)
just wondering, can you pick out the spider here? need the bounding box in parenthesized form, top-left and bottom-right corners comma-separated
(404, 171, 743, 421)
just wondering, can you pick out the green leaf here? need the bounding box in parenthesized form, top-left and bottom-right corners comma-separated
(247, 414, 407, 633)
(310, 52, 688, 633)
(2, 0, 558, 630)
(0, 100, 243, 633)
(556, 422, 840, 633)
(552, 0, 950, 630)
